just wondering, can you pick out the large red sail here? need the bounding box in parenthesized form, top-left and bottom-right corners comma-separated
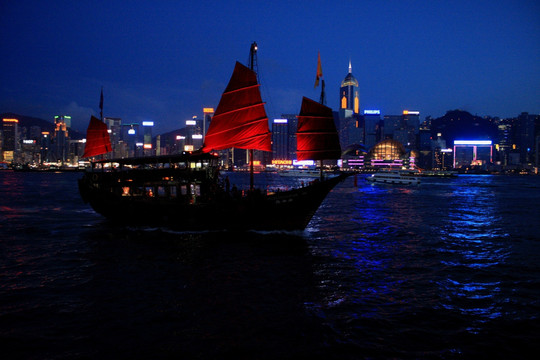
(296, 97, 341, 161)
(202, 62, 271, 152)
(82, 116, 112, 158)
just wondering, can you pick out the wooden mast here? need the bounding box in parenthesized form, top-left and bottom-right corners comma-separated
(249, 41, 257, 191)
(318, 58, 325, 181)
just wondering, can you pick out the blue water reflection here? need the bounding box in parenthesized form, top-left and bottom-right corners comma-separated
(307, 174, 517, 339)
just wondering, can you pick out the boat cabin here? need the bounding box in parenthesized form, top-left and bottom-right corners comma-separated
(83, 152, 220, 204)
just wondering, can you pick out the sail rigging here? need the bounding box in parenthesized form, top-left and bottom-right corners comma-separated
(296, 96, 341, 161)
(82, 115, 112, 158)
(202, 61, 271, 153)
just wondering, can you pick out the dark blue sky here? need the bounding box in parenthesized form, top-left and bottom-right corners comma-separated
(1, 0, 539, 134)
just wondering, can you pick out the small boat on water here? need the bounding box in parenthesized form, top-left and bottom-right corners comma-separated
(278, 168, 338, 178)
(366, 169, 421, 185)
(418, 170, 458, 177)
(78, 44, 346, 231)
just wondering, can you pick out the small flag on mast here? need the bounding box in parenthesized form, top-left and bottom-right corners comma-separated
(99, 87, 104, 120)
(314, 52, 323, 88)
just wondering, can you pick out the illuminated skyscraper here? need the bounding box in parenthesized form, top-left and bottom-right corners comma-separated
(104, 117, 122, 157)
(363, 110, 381, 149)
(185, 117, 203, 151)
(121, 123, 140, 157)
(272, 118, 289, 161)
(340, 61, 359, 114)
(402, 110, 420, 149)
(142, 121, 154, 155)
(1, 118, 19, 161)
(202, 108, 214, 138)
(338, 61, 361, 149)
(53, 115, 70, 163)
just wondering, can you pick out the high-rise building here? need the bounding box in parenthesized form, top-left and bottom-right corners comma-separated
(282, 113, 298, 161)
(53, 115, 70, 163)
(339, 61, 359, 114)
(402, 110, 420, 149)
(1, 118, 19, 161)
(515, 112, 537, 164)
(363, 110, 381, 149)
(185, 117, 203, 151)
(40, 131, 51, 163)
(121, 123, 140, 157)
(104, 117, 122, 158)
(202, 108, 214, 138)
(272, 118, 289, 161)
(383, 115, 402, 139)
(142, 121, 154, 155)
(338, 61, 361, 149)
(496, 119, 512, 166)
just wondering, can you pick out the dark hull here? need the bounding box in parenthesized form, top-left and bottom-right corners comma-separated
(79, 173, 347, 231)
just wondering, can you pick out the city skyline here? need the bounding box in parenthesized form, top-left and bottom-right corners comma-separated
(1, 1, 539, 135)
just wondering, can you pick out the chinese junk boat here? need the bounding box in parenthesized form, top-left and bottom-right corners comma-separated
(78, 44, 346, 231)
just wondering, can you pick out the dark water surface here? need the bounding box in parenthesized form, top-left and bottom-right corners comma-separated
(1, 171, 539, 359)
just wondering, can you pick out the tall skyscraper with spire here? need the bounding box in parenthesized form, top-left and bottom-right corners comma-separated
(338, 61, 362, 148)
(340, 61, 359, 114)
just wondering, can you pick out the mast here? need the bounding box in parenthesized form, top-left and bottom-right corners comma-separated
(318, 55, 325, 180)
(248, 41, 258, 191)
(99, 86, 104, 121)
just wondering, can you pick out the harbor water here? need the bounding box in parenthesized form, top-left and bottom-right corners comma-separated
(1, 171, 539, 359)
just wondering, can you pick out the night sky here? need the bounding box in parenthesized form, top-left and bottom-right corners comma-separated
(1, 0, 538, 134)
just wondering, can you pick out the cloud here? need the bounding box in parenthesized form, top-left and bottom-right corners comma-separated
(61, 101, 97, 131)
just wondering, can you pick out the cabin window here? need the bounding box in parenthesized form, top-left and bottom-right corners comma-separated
(157, 186, 166, 197)
(145, 187, 154, 197)
(180, 185, 187, 196)
(170, 186, 177, 198)
(190, 184, 200, 196)
(122, 186, 130, 196)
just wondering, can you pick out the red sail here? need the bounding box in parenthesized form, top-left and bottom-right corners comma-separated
(296, 97, 341, 161)
(202, 62, 271, 152)
(82, 116, 112, 158)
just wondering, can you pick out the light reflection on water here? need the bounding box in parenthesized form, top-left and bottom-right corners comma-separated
(308, 174, 520, 332)
(1, 171, 539, 358)
(435, 176, 511, 324)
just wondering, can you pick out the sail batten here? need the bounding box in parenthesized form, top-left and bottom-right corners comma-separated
(204, 117, 269, 138)
(202, 61, 271, 152)
(221, 83, 261, 96)
(296, 96, 341, 161)
(82, 115, 112, 158)
(211, 103, 266, 119)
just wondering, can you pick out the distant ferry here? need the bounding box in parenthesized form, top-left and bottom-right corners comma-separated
(278, 168, 338, 178)
(366, 169, 421, 185)
(418, 170, 458, 177)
